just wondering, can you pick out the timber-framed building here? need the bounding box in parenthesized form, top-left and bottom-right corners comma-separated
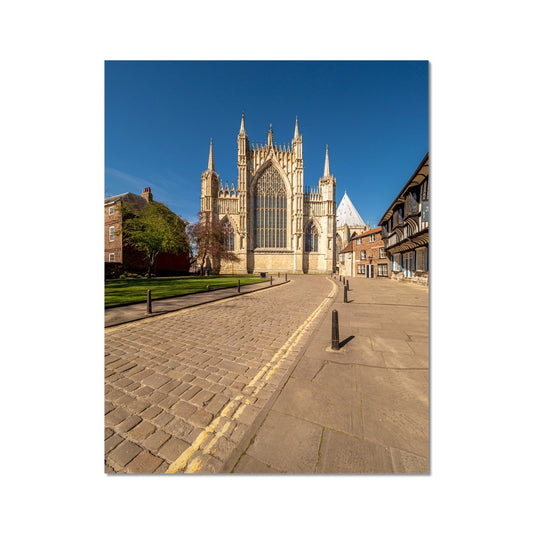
(378, 153, 429, 284)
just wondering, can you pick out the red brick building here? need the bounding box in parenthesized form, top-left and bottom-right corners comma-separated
(104, 187, 190, 277)
(339, 227, 389, 278)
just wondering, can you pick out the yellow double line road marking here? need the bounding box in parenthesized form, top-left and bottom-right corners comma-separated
(166, 278, 337, 473)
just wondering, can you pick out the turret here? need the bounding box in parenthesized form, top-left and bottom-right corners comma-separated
(292, 116, 302, 160)
(208, 137, 215, 172)
(237, 112, 249, 251)
(323, 145, 331, 177)
(200, 138, 219, 221)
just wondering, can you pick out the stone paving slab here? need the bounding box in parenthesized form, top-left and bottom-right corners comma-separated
(244, 410, 323, 473)
(317, 429, 394, 474)
(273, 376, 363, 436)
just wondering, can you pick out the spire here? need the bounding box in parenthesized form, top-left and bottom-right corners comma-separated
(268, 123, 273, 146)
(208, 138, 215, 171)
(294, 116, 300, 138)
(336, 192, 365, 227)
(323, 145, 331, 176)
(239, 112, 246, 135)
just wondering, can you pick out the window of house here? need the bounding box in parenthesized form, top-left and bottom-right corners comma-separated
(109, 226, 115, 242)
(379, 247, 386, 259)
(360, 250, 366, 260)
(421, 179, 429, 201)
(109, 253, 115, 262)
(411, 190, 418, 212)
(358, 264, 365, 274)
(416, 247, 428, 271)
(109, 206, 114, 215)
(369, 234, 376, 243)
(378, 264, 388, 277)
(392, 253, 402, 271)
(356, 237, 361, 245)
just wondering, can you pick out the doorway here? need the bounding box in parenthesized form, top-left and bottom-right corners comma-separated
(365, 264, 374, 278)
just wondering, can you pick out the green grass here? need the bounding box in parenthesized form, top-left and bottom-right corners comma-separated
(105, 275, 266, 307)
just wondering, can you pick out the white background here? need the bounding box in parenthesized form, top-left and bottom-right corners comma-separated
(1, 1, 531, 531)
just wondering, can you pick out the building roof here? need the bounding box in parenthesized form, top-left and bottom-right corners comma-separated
(104, 192, 131, 205)
(378, 153, 429, 225)
(336, 192, 365, 227)
(340, 226, 382, 253)
(105, 190, 151, 207)
(355, 227, 382, 238)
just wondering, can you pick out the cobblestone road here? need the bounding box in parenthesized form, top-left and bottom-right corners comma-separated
(105, 275, 335, 473)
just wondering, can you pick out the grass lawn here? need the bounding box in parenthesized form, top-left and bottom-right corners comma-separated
(105, 275, 266, 307)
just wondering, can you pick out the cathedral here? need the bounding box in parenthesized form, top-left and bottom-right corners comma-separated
(200, 114, 336, 274)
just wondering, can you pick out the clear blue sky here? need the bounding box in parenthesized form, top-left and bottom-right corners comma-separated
(105, 61, 428, 228)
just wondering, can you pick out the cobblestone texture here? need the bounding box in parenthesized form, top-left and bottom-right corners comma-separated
(105, 275, 332, 473)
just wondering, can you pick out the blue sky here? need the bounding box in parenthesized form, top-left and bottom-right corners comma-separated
(105, 61, 428, 227)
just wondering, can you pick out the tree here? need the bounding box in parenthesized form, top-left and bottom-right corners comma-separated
(187, 215, 239, 275)
(121, 201, 189, 278)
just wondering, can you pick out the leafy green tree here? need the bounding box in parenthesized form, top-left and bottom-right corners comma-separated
(121, 201, 189, 278)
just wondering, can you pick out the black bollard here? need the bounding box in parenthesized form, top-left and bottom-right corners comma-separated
(344, 285, 348, 303)
(332, 309, 340, 350)
(285, 273, 287, 282)
(237, 279, 241, 293)
(346, 279, 349, 291)
(270, 275, 273, 285)
(278, 272, 280, 278)
(147, 289, 152, 314)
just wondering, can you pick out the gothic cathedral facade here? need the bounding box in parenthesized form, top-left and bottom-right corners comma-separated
(200, 114, 336, 274)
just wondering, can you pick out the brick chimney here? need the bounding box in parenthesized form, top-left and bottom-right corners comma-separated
(141, 187, 153, 202)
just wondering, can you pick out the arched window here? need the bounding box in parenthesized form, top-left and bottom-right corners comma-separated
(223, 219, 234, 251)
(336, 234, 343, 263)
(305, 221, 319, 252)
(254, 166, 287, 248)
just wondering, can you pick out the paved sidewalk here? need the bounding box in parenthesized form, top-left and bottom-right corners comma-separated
(105, 277, 288, 327)
(231, 276, 429, 474)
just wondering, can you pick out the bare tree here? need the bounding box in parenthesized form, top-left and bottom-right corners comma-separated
(187, 215, 239, 275)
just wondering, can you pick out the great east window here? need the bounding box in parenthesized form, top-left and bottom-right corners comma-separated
(254, 166, 287, 248)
